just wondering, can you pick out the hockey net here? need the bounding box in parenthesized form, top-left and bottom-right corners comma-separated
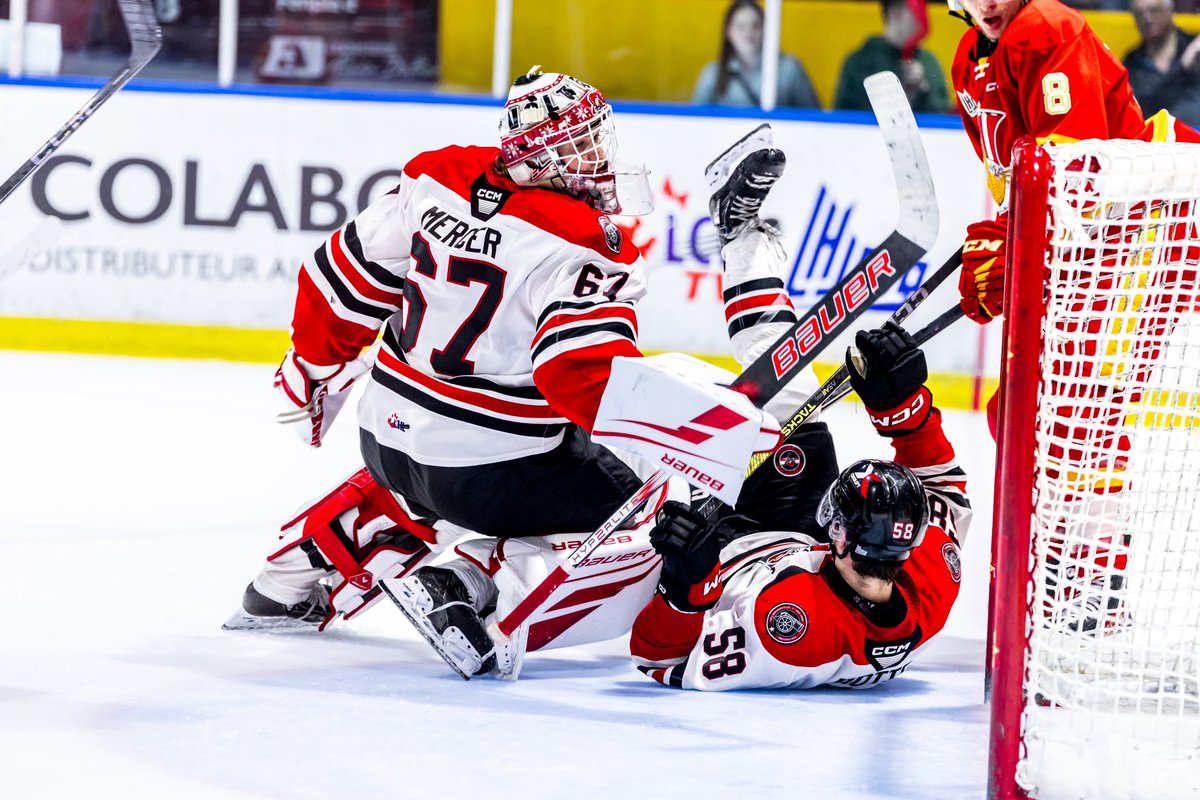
(989, 139, 1200, 800)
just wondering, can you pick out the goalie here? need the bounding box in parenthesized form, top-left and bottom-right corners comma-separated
(222, 70, 813, 678)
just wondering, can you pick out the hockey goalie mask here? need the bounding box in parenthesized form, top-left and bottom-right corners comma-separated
(817, 459, 929, 562)
(499, 68, 654, 216)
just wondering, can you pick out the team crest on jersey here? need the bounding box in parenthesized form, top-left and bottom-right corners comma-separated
(957, 89, 980, 117)
(864, 627, 922, 671)
(599, 216, 622, 253)
(470, 173, 511, 221)
(942, 542, 962, 583)
(773, 444, 806, 477)
(387, 413, 411, 431)
(764, 602, 808, 645)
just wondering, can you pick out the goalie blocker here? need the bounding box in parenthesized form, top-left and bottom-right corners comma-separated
(591, 353, 782, 505)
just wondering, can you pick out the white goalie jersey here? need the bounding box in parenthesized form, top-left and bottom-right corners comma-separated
(287, 144, 647, 468)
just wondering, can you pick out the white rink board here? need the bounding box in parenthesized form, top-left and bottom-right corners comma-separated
(0, 83, 997, 376)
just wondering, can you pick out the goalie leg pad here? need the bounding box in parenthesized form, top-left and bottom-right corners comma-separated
(485, 475, 682, 657)
(232, 467, 438, 631)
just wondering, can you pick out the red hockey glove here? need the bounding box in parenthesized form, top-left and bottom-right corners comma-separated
(958, 217, 1008, 324)
(847, 321, 932, 438)
(275, 347, 372, 447)
(650, 501, 723, 612)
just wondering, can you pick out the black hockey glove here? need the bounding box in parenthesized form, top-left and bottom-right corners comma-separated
(847, 321, 932, 438)
(650, 500, 723, 612)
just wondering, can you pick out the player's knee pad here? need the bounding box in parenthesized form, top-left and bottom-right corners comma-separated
(266, 467, 442, 629)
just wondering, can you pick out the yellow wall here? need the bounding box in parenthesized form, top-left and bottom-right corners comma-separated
(439, 1, 1195, 108)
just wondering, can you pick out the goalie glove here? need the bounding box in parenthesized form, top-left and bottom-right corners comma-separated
(650, 500, 723, 612)
(847, 321, 932, 438)
(275, 347, 372, 447)
(958, 216, 1008, 324)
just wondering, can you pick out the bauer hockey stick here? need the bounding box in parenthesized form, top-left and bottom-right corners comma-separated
(490, 71, 939, 643)
(821, 303, 966, 411)
(746, 247, 965, 473)
(0, 0, 162, 205)
(695, 252, 964, 521)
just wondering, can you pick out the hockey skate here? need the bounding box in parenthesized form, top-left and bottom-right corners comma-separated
(222, 582, 331, 630)
(704, 123, 786, 242)
(1054, 573, 1131, 636)
(383, 566, 500, 680)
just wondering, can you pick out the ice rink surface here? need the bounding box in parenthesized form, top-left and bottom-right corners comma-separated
(1, 351, 996, 799)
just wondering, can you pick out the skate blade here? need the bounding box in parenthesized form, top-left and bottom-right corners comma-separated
(220, 609, 321, 631)
(703, 123, 774, 190)
(380, 578, 477, 680)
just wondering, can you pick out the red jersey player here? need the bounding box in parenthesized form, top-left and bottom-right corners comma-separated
(951, 0, 1199, 331)
(630, 323, 972, 690)
(949, 0, 1200, 633)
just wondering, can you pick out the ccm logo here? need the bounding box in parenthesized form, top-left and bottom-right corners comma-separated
(661, 454, 726, 491)
(870, 642, 913, 657)
(962, 237, 1003, 253)
(477, 188, 505, 201)
(771, 250, 896, 379)
(869, 392, 926, 428)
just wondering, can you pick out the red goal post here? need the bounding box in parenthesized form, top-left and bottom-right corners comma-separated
(989, 137, 1200, 800)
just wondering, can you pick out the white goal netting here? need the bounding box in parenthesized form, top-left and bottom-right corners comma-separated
(1016, 140, 1200, 800)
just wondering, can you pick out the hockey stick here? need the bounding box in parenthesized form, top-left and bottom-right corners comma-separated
(816, 304, 967, 420)
(696, 252, 963, 522)
(489, 71, 938, 644)
(747, 247, 964, 472)
(0, 0, 161, 205)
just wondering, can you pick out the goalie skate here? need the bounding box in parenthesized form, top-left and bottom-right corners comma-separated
(222, 582, 331, 631)
(704, 123, 786, 241)
(383, 567, 498, 680)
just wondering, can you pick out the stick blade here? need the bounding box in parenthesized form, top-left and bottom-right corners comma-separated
(865, 71, 939, 251)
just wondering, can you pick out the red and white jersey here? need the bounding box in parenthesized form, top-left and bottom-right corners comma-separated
(951, 0, 1147, 207)
(629, 411, 971, 691)
(288, 145, 646, 467)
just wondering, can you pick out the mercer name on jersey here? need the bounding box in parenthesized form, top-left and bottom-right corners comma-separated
(289, 145, 646, 468)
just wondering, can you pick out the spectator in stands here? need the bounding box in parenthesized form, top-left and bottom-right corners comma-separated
(1125, 0, 1200, 128)
(693, 0, 820, 108)
(834, 0, 950, 113)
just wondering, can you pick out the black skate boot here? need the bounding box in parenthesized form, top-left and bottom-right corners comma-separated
(222, 582, 331, 630)
(705, 123, 787, 242)
(383, 566, 497, 679)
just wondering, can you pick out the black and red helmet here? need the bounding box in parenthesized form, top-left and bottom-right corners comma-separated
(817, 459, 929, 561)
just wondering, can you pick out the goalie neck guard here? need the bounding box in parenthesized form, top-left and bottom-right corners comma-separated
(498, 66, 653, 216)
(817, 459, 930, 562)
